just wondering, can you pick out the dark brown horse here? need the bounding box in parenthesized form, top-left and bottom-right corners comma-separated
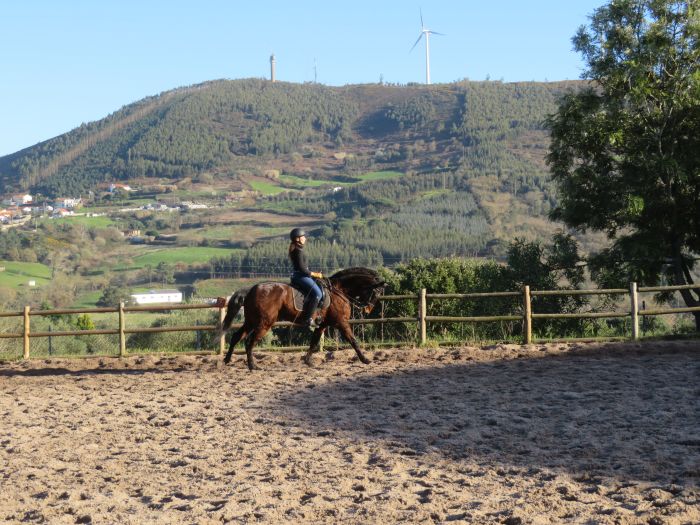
(220, 267, 385, 370)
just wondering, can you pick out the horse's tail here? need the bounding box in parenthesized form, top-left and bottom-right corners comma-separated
(219, 287, 249, 332)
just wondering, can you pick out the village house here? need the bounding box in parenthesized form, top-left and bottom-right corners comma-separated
(54, 197, 82, 209)
(51, 208, 74, 218)
(180, 201, 208, 210)
(108, 183, 133, 192)
(1, 193, 32, 206)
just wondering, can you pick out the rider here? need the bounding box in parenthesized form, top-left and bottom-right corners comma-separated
(288, 228, 323, 329)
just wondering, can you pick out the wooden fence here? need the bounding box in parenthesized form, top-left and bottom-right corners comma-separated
(1, 283, 698, 360)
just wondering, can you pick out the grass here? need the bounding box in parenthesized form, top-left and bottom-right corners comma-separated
(249, 180, 291, 195)
(418, 189, 452, 199)
(355, 170, 403, 182)
(72, 291, 104, 308)
(251, 171, 402, 196)
(278, 175, 333, 188)
(0, 260, 52, 288)
(132, 247, 238, 267)
(45, 215, 120, 228)
(194, 277, 278, 298)
(177, 224, 290, 242)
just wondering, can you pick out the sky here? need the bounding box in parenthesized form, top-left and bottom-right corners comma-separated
(0, 0, 604, 157)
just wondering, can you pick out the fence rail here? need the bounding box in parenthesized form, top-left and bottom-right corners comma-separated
(0, 282, 697, 360)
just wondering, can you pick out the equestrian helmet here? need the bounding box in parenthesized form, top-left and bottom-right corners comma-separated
(289, 227, 306, 240)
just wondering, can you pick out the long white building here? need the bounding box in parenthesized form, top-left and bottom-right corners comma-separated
(130, 289, 183, 305)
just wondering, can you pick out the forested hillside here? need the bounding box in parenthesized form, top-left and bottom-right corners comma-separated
(0, 79, 581, 195)
(0, 79, 589, 267)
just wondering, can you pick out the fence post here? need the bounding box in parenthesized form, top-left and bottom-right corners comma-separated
(523, 285, 532, 344)
(23, 305, 30, 359)
(630, 282, 639, 340)
(118, 302, 126, 357)
(218, 306, 226, 356)
(419, 288, 427, 345)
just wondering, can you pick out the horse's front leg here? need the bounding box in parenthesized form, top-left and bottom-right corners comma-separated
(337, 321, 370, 365)
(303, 326, 326, 367)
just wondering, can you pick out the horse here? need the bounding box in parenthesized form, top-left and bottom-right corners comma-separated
(219, 267, 386, 370)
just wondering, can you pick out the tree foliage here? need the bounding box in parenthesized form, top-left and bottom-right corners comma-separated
(546, 0, 700, 325)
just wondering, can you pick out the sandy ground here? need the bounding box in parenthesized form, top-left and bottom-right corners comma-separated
(0, 341, 698, 524)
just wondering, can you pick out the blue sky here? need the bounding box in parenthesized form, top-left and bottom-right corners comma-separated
(0, 0, 604, 157)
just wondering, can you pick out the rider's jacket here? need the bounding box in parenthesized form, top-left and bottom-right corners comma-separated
(289, 244, 311, 277)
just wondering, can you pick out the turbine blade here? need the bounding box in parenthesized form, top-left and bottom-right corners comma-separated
(420, 8, 424, 29)
(430, 31, 446, 36)
(410, 33, 424, 52)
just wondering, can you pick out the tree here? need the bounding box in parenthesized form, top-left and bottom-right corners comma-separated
(97, 284, 131, 307)
(155, 262, 175, 286)
(74, 314, 95, 331)
(546, 0, 700, 328)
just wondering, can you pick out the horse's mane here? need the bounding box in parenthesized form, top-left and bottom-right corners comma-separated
(330, 267, 384, 287)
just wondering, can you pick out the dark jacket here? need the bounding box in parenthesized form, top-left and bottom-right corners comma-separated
(289, 244, 311, 277)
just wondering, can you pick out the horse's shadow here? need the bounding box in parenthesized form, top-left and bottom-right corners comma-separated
(275, 345, 700, 484)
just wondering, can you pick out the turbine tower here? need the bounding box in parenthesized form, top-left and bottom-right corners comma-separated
(410, 10, 444, 85)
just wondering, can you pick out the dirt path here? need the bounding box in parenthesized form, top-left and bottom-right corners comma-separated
(1, 341, 698, 524)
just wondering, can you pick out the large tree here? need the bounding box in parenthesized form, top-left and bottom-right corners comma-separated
(547, 0, 700, 327)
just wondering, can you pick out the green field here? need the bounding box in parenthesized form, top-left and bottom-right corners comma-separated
(177, 224, 290, 242)
(418, 189, 452, 199)
(279, 175, 332, 188)
(72, 291, 107, 309)
(0, 260, 52, 288)
(355, 170, 403, 182)
(128, 247, 239, 268)
(193, 277, 276, 298)
(45, 215, 120, 228)
(249, 172, 401, 195)
(249, 180, 291, 195)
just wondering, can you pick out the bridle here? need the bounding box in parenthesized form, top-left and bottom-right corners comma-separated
(323, 277, 385, 311)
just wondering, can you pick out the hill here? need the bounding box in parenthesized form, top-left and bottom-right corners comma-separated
(0, 79, 581, 197)
(0, 79, 597, 283)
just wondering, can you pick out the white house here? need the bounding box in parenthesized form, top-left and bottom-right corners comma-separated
(51, 208, 74, 218)
(54, 197, 82, 209)
(180, 201, 208, 210)
(130, 289, 183, 305)
(109, 183, 133, 192)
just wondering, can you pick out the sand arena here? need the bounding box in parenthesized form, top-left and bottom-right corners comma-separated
(1, 341, 698, 524)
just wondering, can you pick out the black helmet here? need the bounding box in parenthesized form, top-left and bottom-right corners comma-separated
(289, 227, 306, 240)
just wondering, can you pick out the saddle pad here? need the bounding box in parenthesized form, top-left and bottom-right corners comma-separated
(292, 285, 331, 312)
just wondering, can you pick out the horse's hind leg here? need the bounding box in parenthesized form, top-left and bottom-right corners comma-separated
(223, 326, 248, 365)
(337, 322, 370, 365)
(245, 325, 271, 371)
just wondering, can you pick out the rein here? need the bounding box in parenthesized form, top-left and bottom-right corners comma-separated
(323, 277, 382, 310)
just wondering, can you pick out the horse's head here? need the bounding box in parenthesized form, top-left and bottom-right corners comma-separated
(329, 267, 386, 313)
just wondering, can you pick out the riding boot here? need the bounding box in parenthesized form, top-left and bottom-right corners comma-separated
(299, 301, 319, 330)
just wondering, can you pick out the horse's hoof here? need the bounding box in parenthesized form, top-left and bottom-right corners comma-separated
(359, 355, 370, 365)
(303, 354, 314, 367)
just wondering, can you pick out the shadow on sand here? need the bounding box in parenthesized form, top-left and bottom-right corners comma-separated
(0, 366, 176, 377)
(276, 344, 700, 484)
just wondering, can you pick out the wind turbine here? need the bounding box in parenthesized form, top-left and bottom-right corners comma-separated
(410, 10, 444, 85)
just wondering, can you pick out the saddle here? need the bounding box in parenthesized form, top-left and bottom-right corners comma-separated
(290, 282, 331, 312)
